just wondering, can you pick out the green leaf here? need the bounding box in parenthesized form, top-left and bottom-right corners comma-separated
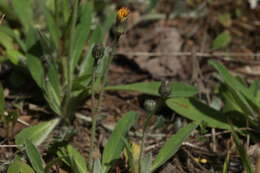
(249, 79, 259, 96)
(44, 79, 62, 115)
(68, 0, 79, 61)
(209, 60, 259, 109)
(0, 0, 17, 21)
(70, 1, 93, 72)
(6, 49, 24, 65)
(93, 159, 102, 173)
(0, 83, 4, 115)
(8, 160, 35, 173)
(89, 26, 103, 45)
(0, 26, 27, 52)
(218, 13, 232, 27)
(220, 84, 256, 124)
(0, 31, 13, 50)
(89, 11, 116, 45)
(26, 55, 45, 89)
(47, 63, 61, 100)
(102, 111, 138, 173)
(122, 138, 137, 173)
(166, 98, 230, 129)
(57, 145, 89, 173)
(212, 31, 231, 49)
(67, 145, 88, 173)
(222, 152, 230, 173)
(105, 82, 198, 98)
(25, 27, 39, 52)
(43, 7, 61, 50)
(79, 44, 95, 77)
(44, 94, 62, 116)
(141, 153, 153, 173)
(60, 0, 71, 24)
(151, 122, 198, 171)
(25, 140, 44, 173)
(220, 85, 244, 113)
(15, 118, 60, 146)
(12, 0, 33, 31)
(231, 130, 253, 173)
(102, 12, 116, 37)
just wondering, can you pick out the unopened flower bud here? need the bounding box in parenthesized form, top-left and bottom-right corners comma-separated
(92, 44, 105, 63)
(159, 80, 172, 98)
(144, 99, 157, 113)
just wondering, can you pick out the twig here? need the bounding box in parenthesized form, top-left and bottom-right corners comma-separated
(212, 128, 216, 152)
(183, 148, 209, 172)
(116, 51, 260, 64)
(0, 144, 22, 148)
(202, 127, 252, 138)
(0, 14, 5, 24)
(17, 118, 30, 126)
(182, 142, 209, 152)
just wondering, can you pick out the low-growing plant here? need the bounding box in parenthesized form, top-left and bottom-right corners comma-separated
(1, 0, 201, 172)
(0, 83, 20, 138)
(8, 111, 137, 173)
(0, 0, 116, 147)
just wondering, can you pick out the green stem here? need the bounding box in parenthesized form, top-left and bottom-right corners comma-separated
(62, 57, 72, 124)
(96, 39, 118, 112)
(89, 67, 97, 169)
(139, 112, 153, 173)
(89, 33, 121, 170)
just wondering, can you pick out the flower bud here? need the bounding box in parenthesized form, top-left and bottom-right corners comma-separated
(117, 7, 129, 23)
(144, 99, 157, 113)
(111, 7, 130, 42)
(159, 80, 172, 98)
(92, 44, 105, 63)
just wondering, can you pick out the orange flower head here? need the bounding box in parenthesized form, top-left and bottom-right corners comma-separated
(117, 7, 129, 22)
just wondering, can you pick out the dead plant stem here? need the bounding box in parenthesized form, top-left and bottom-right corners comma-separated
(117, 51, 260, 65)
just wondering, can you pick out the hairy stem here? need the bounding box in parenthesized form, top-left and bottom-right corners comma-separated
(139, 112, 153, 172)
(89, 67, 97, 169)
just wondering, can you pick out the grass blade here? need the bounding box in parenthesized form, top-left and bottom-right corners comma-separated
(70, 1, 93, 71)
(12, 0, 33, 31)
(231, 130, 253, 173)
(151, 122, 198, 171)
(209, 60, 259, 108)
(43, 7, 61, 51)
(102, 111, 138, 173)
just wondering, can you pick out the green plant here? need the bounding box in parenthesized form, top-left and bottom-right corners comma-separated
(2, 1, 132, 172)
(166, 60, 260, 131)
(0, 83, 20, 138)
(8, 111, 137, 173)
(124, 122, 198, 173)
(165, 60, 259, 171)
(0, 0, 118, 146)
(1, 1, 207, 172)
(108, 60, 258, 172)
(106, 81, 199, 173)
